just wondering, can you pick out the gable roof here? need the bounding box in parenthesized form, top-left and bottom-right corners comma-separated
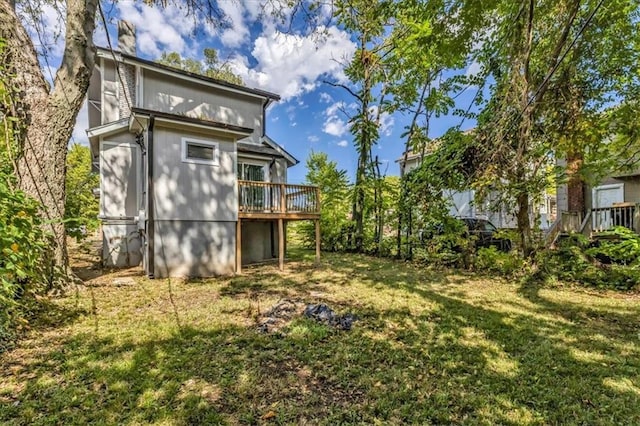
(262, 135, 299, 166)
(95, 47, 280, 102)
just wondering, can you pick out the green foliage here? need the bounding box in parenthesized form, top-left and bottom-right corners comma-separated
(64, 144, 99, 240)
(0, 39, 52, 345)
(475, 246, 525, 277)
(413, 216, 473, 268)
(157, 48, 243, 85)
(298, 151, 352, 251)
(585, 227, 640, 266)
(0, 174, 52, 341)
(536, 233, 640, 291)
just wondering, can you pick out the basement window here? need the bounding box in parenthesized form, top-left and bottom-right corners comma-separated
(181, 138, 219, 166)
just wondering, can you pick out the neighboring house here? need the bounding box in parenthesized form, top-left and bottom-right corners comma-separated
(397, 150, 556, 229)
(87, 21, 320, 277)
(556, 164, 640, 236)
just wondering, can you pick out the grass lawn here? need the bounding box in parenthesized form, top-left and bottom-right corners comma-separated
(1, 246, 639, 425)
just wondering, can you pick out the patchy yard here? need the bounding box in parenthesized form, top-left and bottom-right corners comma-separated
(1, 248, 639, 425)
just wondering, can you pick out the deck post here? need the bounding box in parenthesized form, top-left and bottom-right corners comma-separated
(278, 218, 285, 271)
(315, 219, 321, 264)
(280, 183, 286, 213)
(236, 220, 242, 274)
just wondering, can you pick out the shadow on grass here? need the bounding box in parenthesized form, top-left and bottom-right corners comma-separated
(2, 249, 638, 424)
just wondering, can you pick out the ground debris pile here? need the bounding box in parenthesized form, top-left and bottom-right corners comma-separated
(303, 304, 357, 330)
(257, 300, 357, 333)
(257, 299, 305, 333)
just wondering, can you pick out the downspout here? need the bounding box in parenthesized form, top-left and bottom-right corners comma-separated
(262, 99, 270, 137)
(147, 115, 155, 278)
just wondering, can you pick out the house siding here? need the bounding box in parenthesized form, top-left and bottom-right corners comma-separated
(99, 130, 143, 267)
(153, 126, 237, 221)
(153, 221, 236, 277)
(586, 176, 640, 208)
(142, 70, 263, 144)
(151, 125, 239, 276)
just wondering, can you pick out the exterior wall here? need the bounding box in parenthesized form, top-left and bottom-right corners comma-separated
(142, 70, 263, 144)
(586, 176, 640, 208)
(99, 130, 143, 267)
(153, 221, 235, 277)
(270, 158, 287, 183)
(151, 125, 238, 276)
(102, 60, 119, 123)
(241, 221, 278, 264)
(153, 126, 237, 221)
(103, 221, 142, 267)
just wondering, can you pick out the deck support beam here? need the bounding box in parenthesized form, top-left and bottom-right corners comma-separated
(236, 219, 242, 274)
(278, 218, 285, 271)
(315, 219, 321, 265)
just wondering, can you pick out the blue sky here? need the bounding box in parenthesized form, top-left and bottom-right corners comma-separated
(26, 1, 479, 184)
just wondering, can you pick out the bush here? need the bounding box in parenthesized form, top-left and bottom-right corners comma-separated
(0, 173, 52, 345)
(585, 227, 640, 266)
(475, 246, 525, 276)
(535, 232, 640, 291)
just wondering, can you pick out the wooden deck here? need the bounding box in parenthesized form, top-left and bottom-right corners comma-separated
(236, 181, 321, 273)
(237, 180, 321, 219)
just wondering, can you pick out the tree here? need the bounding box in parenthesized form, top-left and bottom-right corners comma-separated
(64, 144, 99, 240)
(299, 151, 351, 251)
(157, 48, 243, 85)
(471, 0, 640, 255)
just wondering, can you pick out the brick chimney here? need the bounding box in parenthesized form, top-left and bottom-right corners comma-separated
(117, 20, 136, 117)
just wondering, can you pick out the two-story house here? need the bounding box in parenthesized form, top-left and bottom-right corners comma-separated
(87, 21, 320, 277)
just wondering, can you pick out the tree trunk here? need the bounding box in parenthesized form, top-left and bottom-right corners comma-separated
(0, 0, 99, 274)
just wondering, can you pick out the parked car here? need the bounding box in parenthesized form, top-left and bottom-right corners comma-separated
(458, 217, 512, 252)
(419, 217, 512, 252)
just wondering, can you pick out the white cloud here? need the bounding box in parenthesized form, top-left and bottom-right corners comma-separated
(319, 92, 333, 103)
(368, 105, 394, 137)
(308, 135, 320, 143)
(337, 140, 348, 147)
(322, 101, 350, 137)
(230, 25, 356, 100)
(116, 3, 196, 57)
(323, 117, 349, 137)
(217, 1, 250, 48)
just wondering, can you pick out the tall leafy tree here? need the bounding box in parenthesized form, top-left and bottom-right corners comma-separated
(330, 0, 395, 252)
(299, 151, 351, 251)
(472, 0, 624, 255)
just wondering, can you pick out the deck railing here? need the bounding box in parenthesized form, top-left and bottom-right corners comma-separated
(591, 205, 636, 233)
(238, 180, 320, 215)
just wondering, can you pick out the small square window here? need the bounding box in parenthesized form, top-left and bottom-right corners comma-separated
(181, 138, 219, 165)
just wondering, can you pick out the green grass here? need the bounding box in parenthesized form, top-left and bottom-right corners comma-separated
(1, 247, 639, 425)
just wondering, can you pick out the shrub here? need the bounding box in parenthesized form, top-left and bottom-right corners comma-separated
(475, 246, 525, 276)
(535, 232, 640, 291)
(0, 173, 52, 345)
(585, 227, 640, 266)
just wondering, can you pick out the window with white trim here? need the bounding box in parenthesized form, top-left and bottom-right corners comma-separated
(181, 137, 219, 165)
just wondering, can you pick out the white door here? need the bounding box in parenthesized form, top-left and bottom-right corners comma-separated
(592, 184, 624, 230)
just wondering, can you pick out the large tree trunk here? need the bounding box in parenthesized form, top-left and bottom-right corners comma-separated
(0, 0, 99, 274)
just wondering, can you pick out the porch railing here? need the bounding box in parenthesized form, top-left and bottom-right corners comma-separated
(591, 205, 636, 233)
(238, 180, 320, 215)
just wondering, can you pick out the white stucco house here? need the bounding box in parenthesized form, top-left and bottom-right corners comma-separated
(87, 21, 320, 277)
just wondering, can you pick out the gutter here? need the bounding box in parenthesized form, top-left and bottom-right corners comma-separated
(147, 115, 155, 278)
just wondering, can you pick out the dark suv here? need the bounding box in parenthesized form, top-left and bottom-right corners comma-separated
(459, 217, 512, 252)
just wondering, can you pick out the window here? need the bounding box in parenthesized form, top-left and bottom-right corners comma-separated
(237, 162, 266, 181)
(181, 138, 219, 165)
